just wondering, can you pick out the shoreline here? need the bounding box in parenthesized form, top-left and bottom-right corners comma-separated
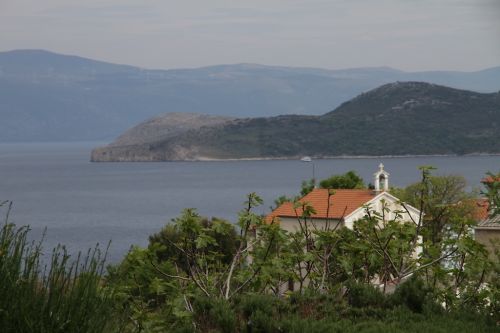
(183, 153, 500, 162)
(91, 152, 500, 162)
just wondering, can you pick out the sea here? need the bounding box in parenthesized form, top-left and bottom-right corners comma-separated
(0, 141, 499, 264)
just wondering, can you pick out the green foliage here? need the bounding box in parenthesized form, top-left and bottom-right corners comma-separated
(319, 170, 365, 189)
(119, 207, 245, 329)
(391, 169, 496, 312)
(349, 203, 419, 288)
(106, 245, 182, 332)
(486, 249, 500, 322)
(300, 178, 316, 196)
(394, 173, 472, 245)
(191, 296, 237, 333)
(103, 169, 499, 331)
(347, 282, 386, 308)
(166, 293, 499, 333)
(299, 171, 364, 197)
(149, 212, 239, 269)
(0, 201, 117, 333)
(389, 276, 432, 313)
(236, 294, 288, 332)
(270, 195, 293, 211)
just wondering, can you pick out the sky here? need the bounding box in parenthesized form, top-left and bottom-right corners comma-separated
(1, 0, 499, 71)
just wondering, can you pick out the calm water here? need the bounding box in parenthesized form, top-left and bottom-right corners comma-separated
(1, 142, 499, 263)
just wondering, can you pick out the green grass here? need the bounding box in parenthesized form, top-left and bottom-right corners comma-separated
(0, 201, 118, 333)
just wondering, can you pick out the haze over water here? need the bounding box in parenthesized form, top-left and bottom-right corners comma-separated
(1, 142, 499, 263)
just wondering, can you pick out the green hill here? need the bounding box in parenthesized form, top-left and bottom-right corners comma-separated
(91, 82, 500, 161)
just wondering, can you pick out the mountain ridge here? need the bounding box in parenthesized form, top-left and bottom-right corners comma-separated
(1, 49, 499, 142)
(4, 49, 499, 74)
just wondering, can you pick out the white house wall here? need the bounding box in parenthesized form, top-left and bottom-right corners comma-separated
(278, 217, 342, 233)
(344, 192, 421, 229)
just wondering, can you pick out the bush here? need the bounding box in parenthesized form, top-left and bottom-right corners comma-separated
(192, 296, 237, 333)
(390, 276, 433, 313)
(288, 291, 345, 320)
(236, 294, 288, 333)
(347, 283, 387, 309)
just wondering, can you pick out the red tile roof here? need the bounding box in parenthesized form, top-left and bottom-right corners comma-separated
(266, 188, 376, 223)
(474, 198, 490, 221)
(481, 176, 500, 183)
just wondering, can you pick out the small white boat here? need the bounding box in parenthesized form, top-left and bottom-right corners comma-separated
(300, 156, 312, 162)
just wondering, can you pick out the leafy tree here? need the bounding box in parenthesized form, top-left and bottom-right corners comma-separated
(393, 171, 474, 246)
(319, 170, 365, 189)
(300, 178, 316, 196)
(147, 193, 275, 302)
(390, 168, 495, 307)
(149, 215, 239, 269)
(270, 195, 293, 211)
(106, 246, 181, 332)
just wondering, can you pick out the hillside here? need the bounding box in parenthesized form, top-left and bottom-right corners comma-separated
(91, 113, 235, 161)
(109, 113, 235, 146)
(1, 49, 500, 142)
(91, 82, 500, 161)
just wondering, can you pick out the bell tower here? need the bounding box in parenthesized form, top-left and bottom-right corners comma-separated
(373, 163, 390, 192)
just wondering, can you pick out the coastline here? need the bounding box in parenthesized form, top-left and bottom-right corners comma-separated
(180, 152, 500, 162)
(90, 152, 500, 162)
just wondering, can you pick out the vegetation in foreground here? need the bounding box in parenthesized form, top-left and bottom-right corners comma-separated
(1, 169, 499, 332)
(0, 201, 118, 333)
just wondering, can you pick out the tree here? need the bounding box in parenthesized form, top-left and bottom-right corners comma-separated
(148, 193, 276, 302)
(300, 178, 316, 196)
(393, 171, 474, 246)
(149, 215, 239, 270)
(319, 170, 364, 189)
(390, 168, 494, 306)
(349, 203, 419, 292)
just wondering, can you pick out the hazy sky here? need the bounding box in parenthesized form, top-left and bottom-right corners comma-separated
(1, 0, 499, 71)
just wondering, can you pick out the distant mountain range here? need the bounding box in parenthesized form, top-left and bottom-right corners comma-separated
(1, 49, 499, 142)
(91, 82, 500, 161)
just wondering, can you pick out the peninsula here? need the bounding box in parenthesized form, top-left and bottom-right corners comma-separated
(91, 82, 500, 161)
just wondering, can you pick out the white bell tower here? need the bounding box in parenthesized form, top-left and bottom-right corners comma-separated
(373, 163, 390, 192)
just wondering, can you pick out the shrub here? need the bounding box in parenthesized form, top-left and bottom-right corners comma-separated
(192, 296, 237, 333)
(236, 294, 288, 332)
(390, 276, 432, 313)
(347, 283, 387, 308)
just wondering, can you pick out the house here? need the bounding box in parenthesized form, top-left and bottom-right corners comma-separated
(266, 164, 421, 233)
(474, 176, 500, 261)
(265, 164, 422, 293)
